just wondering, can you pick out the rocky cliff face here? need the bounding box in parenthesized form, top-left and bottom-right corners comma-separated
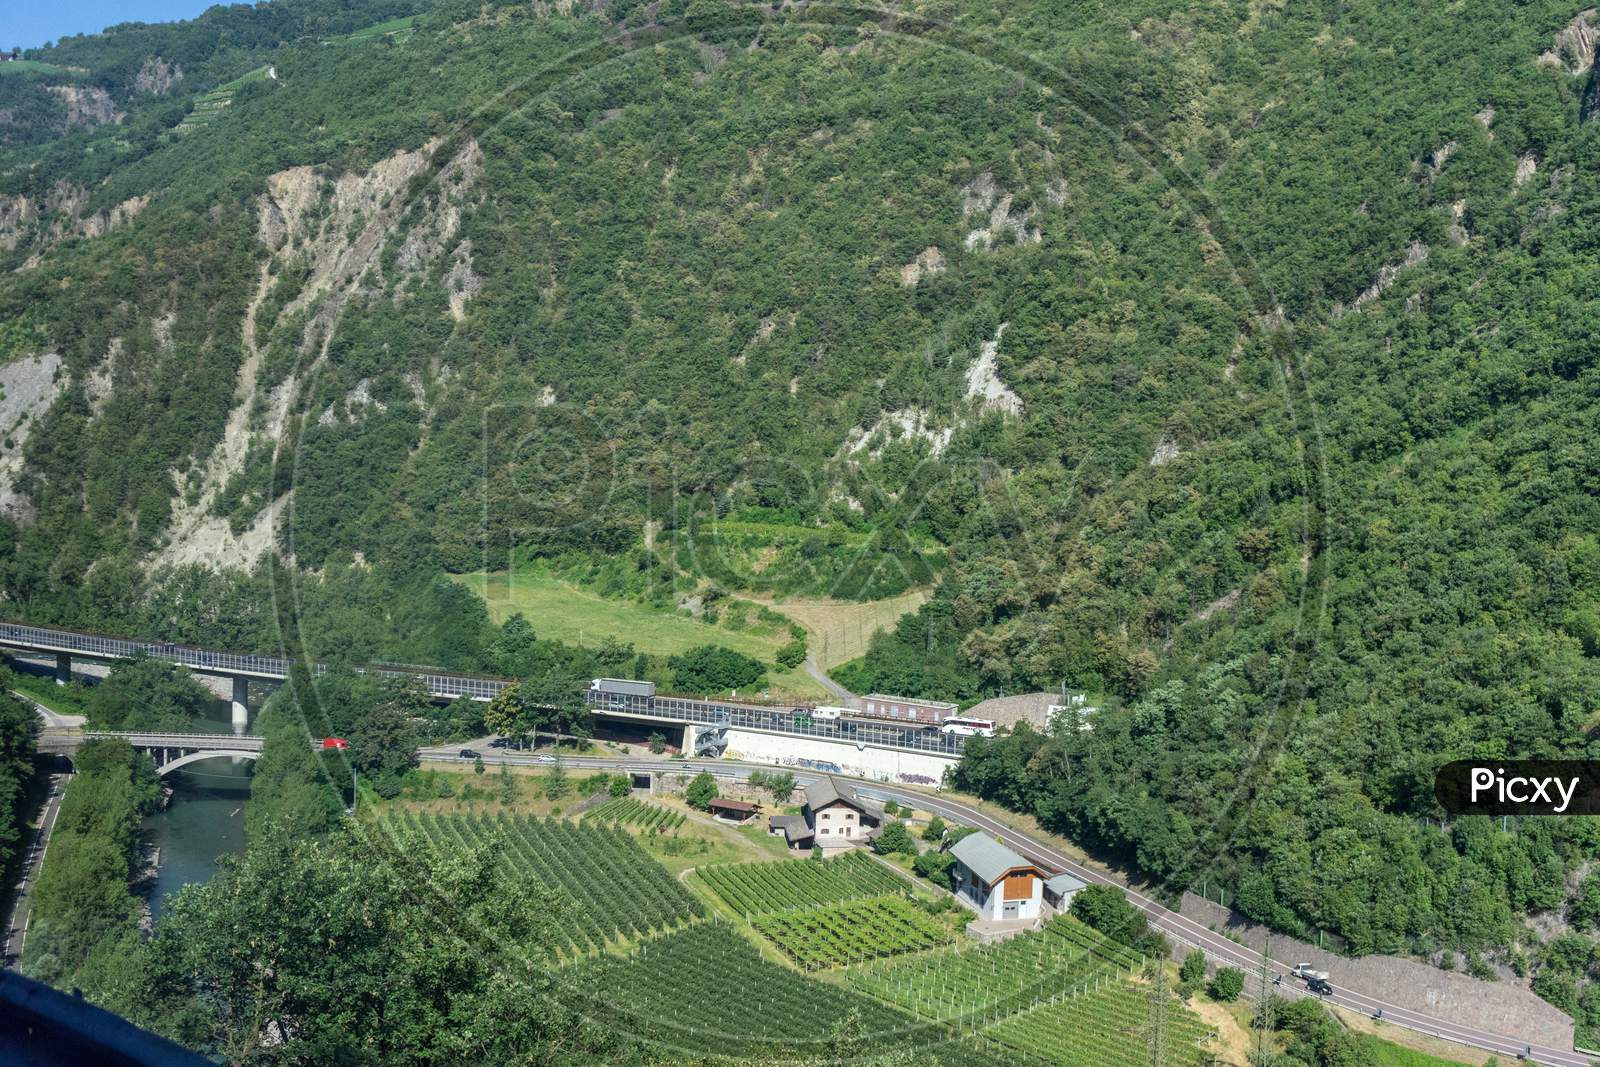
(0, 182, 148, 262)
(154, 139, 483, 570)
(46, 85, 124, 130)
(133, 56, 184, 95)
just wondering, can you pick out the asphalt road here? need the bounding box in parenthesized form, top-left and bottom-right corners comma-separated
(3, 771, 66, 965)
(422, 741, 1592, 1067)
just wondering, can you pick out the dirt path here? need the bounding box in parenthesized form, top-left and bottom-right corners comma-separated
(803, 656, 857, 704)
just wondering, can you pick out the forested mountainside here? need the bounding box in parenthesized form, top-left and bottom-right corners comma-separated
(4, 0, 1600, 969)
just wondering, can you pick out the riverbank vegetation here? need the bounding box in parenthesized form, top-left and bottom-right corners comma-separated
(84, 655, 216, 732)
(0, 675, 39, 918)
(21, 739, 160, 994)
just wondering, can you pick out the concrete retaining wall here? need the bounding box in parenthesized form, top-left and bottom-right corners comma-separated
(1177, 892, 1575, 1049)
(719, 729, 957, 784)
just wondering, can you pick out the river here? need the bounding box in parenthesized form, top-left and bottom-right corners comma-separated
(141, 757, 252, 917)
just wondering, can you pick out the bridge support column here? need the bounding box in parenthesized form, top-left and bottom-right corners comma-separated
(231, 676, 249, 735)
(54, 652, 70, 686)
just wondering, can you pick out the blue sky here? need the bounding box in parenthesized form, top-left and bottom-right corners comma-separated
(8, 0, 217, 51)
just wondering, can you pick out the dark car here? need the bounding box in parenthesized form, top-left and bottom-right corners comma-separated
(458, 748, 479, 759)
(1307, 977, 1333, 996)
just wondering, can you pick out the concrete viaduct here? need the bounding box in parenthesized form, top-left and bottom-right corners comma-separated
(0, 621, 966, 776)
(0, 621, 505, 734)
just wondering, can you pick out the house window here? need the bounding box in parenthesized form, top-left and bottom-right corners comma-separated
(820, 828, 829, 835)
(821, 812, 830, 820)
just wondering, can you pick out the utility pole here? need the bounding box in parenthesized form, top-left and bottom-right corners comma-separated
(1255, 934, 1273, 1063)
(1145, 962, 1170, 1067)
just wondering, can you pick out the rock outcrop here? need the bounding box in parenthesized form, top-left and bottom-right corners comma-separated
(46, 85, 124, 129)
(133, 57, 184, 95)
(0, 354, 66, 519)
(898, 246, 945, 286)
(964, 323, 1023, 416)
(1539, 10, 1599, 73)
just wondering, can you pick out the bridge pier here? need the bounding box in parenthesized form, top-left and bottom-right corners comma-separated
(230, 676, 249, 735)
(54, 652, 70, 686)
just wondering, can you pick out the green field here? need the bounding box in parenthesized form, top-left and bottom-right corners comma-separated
(753, 895, 953, 969)
(378, 810, 704, 959)
(324, 15, 419, 43)
(170, 65, 277, 136)
(452, 565, 826, 697)
(698, 851, 911, 916)
(1362, 1036, 1476, 1067)
(565, 923, 1020, 1066)
(0, 60, 69, 76)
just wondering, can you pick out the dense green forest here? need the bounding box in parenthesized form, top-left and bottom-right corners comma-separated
(22, 738, 162, 994)
(4, 0, 1600, 1040)
(0, 672, 39, 926)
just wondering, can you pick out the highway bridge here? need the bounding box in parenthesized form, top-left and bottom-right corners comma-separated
(0, 620, 965, 761)
(35, 731, 264, 776)
(0, 621, 506, 731)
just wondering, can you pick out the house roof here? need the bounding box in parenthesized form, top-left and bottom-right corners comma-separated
(768, 814, 813, 844)
(803, 776, 865, 813)
(949, 832, 1038, 886)
(1045, 872, 1088, 896)
(709, 798, 758, 814)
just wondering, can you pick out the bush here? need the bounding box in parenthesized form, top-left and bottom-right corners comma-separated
(543, 762, 569, 801)
(873, 820, 916, 856)
(775, 639, 807, 669)
(922, 815, 946, 841)
(669, 645, 767, 692)
(1179, 949, 1207, 992)
(1532, 969, 1579, 1014)
(1069, 883, 1169, 958)
(749, 769, 796, 802)
(609, 776, 631, 798)
(647, 732, 667, 755)
(1209, 967, 1245, 1002)
(685, 771, 718, 810)
(913, 850, 956, 889)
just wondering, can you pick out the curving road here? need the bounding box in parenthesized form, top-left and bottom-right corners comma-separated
(420, 742, 1591, 1067)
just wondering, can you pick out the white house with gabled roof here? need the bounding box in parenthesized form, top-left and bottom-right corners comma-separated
(948, 832, 1045, 921)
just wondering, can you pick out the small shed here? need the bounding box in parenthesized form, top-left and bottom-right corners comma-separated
(1044, 872, 1088, 909)
(949, 832, 1045, 922)
(768, 814, 814, 850)
(708, 797, 759, 824)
